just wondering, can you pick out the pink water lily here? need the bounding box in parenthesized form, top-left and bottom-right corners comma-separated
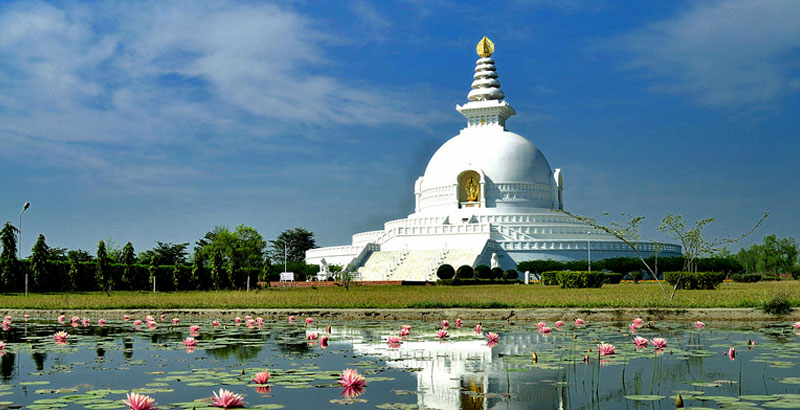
(123, 314, 130, 321)
(212, 320, 220, 328)
(71, 316, 80, 323)
(211, 388, 245, 408)
(0, 341, 6, 350)
(234, 317, 241, 325)
(541, 326, 552, 334)
(695, 321, 706, 329)
(338, 368, 367, 398)
(436, 330, 449, 339)
(632, 318, 643, 327)
(474, 323, 483, 335)
(455, 319, 462, 328)
(54, 331, 69, 344)
(555, 320, 564, 328)
(287, 316, 294, 322)
(728, 347, 735, 361)
(633, 336, 649, 348)
(792, 322, 800, 329)
(123, 392, 157, 410)
(98, 319, 106, 326)
(252, 371, 270, 385)
(57, 315, 66, 324)
(575, 318, 585, 326)
(441, 320, 449, 329)
(399, 327, 410, 337)
(189, 325, 200, 332)
(486, 332, 500, 347)
(82, 318, 90, 327)
(145, 315, 154, 322)
(387, 336, 402, 348)
(307, 332, 319, 340)
(23, 314, 29, 319)
(172, 318, 180, 324)
(320, 335, 329, 348)
(183, 337, 198, 347)
(305, 317, 313, 325)
(651, 337, 667, 349)
(537, 321, 546, 330)
(160, 314, 166, 321)
(133, 320, 143, 326)
(598, 343, 616, 356)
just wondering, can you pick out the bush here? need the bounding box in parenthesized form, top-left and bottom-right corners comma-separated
(474, 264, 491, 279)
(603, 273, 624, 284)
(503, 269, 518, 280)
(792, 266, 800, 280)
(629, 271, 643, 283)
(491, 267, 504, 280)
(731, 273, 762, 283)
(541, 271, 559, 286)
(437, 264, 455, 280)
(664, 271, 725, 290)
(456, 265, 474, 280)
(761, 275, 782, 281)
(761, 290, 792, 315)
(555, 271, 605, 288)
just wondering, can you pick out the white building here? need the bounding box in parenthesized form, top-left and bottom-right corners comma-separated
(306, 37, 680, 281)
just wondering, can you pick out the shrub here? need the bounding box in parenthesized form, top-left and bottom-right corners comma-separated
(603, 273, 624, 284)
(629, 271, 643, 283)
(664, 271, 725, 290)
(731, 273, 762, 283)
(437, 264, 455, 280)
(761, 290, 792, 316)
(474, 264, 491, 279)
(458, 264, 475, 279)
(503, 269, 518, 280)
(555, 271, 604, 288)
(541, 271, 559, 286)
(761, 275, 782, 281)
(792, 266, 800, 280)
(491, 267, 504, 280)
(456, 265, 474, 280)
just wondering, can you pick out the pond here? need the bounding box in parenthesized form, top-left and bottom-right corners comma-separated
(0, 315, 799, 409)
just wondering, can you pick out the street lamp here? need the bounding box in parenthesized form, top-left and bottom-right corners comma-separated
(19, 202, 30, 296)
(587, 231, 592, 273)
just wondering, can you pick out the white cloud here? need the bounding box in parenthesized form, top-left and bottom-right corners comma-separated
(617, 0, 800, 109)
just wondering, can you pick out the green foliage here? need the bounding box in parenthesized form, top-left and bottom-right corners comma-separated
(503, 269, 518, 280)
(96, 240, 109, 292)
(138, 241, 189, 266)
(0, 222, 19, 289)
(437, 264, 455, 280)
(66, 252, 79, 291)
(731, 273, 762, 283)
(664, 271, 725, 290)
(191, 250, 206, 290)
(760, 290, 792, 315)
(541, 271, 559, 286)
(268, 227, 316, 264)
(197, 225, 266, 268)
(227, 254, 243, 289)
(210, 250, 224, 290)
(761, 275, 782, 281)
(31, 234, 49, 290)
(437, 278, 519, 286)
(491, 267, 503, 280)
(173, 261, 189, 290)
(456, 265, 473, 280)
(630, 271, 643, 283)
(516, 260, 564, 273)
(737, 234, 798, 275)
(555, 271, 605, 288)
(474, 264, 491, 279)
(603, 273, 624, 284)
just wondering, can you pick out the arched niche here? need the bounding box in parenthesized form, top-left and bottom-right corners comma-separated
(457, 170, 483, 207)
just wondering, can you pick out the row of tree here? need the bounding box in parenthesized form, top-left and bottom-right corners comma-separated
(0, 223, 319, 292)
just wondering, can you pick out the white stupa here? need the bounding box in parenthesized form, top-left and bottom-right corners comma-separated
(306, 37, 680, 281)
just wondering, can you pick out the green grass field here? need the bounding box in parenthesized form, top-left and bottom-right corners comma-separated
(1, 281, 797, 309)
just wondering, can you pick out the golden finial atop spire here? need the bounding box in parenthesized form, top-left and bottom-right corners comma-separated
(476, 36, 494, 57)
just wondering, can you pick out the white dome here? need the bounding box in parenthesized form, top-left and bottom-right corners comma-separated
(417, 126, 556, 213)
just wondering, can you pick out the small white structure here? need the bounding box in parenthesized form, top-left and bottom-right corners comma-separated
(306, 37, 680, 281)
(279, 272, 294, 282)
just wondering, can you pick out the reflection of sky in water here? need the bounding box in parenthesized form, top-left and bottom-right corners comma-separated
(0, 321, 799, 409)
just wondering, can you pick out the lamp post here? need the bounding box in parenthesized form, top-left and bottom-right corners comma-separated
(19, 202, 30, 296)
(587, 231, 592, 273)
(284, 244, 288, 274)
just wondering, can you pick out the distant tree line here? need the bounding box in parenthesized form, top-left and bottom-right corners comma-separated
(0, 222, 319, 293)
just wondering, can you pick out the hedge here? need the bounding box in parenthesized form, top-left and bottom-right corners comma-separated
(491, 267, 504, 280)
(664, 271, 725, 290)
(603, 273, 624, 284)
(437, 264, 455, 280)
(503, 269, 518, 280)
(731, 273, 762, 283)
(457, 265, 474, 280)
(474, 265, 491, 279)
(541, 271, 559, 286)
(555, 271, 605, 289)
(437, 278, 519, 286)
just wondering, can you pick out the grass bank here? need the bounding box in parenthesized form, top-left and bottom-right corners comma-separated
(0, 281, 797, 309)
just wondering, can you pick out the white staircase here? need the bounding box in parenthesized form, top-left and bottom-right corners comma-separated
(357, 251, 399, 281)
(388, 250, 440, 281)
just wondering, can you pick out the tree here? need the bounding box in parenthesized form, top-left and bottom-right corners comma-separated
(268, 227, 316, 263)
(737, 235, 798, 275)
(191, 249, 206, 290)
(66, 251, 78, 292)
(46, 247, 68, 261)
(0, 222, 19, 289)
(31, 234, 49, 291)
(96, 240, 109, 293)
(121, 242, 135, 288)
(138, 241, 189, 266)
(173, 261, 189, 291)
(228, 254, 242, 289)
(196, 225, 267, 268)
(210, 250, 224, 290)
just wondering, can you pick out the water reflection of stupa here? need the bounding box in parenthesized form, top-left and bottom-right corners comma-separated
(331, 326, 562, 410)
(307, 37, 680, 280)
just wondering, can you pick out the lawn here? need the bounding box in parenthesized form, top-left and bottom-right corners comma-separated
(0, 281, 797, 309)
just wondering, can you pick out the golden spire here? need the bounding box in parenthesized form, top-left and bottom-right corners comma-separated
(476, 36, 494, 57)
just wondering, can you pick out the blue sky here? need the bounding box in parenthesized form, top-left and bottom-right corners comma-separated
(1, 0, 798, 257)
